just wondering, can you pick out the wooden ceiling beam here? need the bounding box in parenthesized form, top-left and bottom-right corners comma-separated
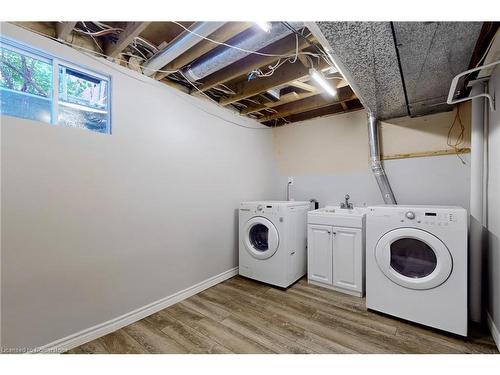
(219, 59, 328, 106)
(196, 33, 311, 93)
(241, 91, 316, 115)
(155, 22, 253, 80)
(241, 75, 348, 115)
(264, 98, 363, 126)
(104, 22, 151, 58)
(56, 22, 77, 42)
(258, 86, 355, 122)
(289, 80, 318, 92)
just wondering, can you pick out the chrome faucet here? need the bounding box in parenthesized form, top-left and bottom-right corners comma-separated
(340, 194, 353, 209)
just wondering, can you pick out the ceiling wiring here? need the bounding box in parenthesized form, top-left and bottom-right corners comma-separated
(16, 22, 331, 129)
(170, 21, 325, 61)
(17, 24, 179, 75)
(81, 22, 104, 53)
(447, 104, 467, 165)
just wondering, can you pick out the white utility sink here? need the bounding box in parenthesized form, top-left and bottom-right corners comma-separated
(308, 206, 366, 228)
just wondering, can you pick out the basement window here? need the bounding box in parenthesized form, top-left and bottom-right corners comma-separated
(58, 65, 109, 133)
(0, 38, 111, 134)
(0, 43, 53, 123)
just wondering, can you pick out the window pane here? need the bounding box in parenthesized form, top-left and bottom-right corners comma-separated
(58, 65, 109, 133)
(58, 66, 107, 110)
(58, 102, 108, 134)
(0, 45, 52, 123)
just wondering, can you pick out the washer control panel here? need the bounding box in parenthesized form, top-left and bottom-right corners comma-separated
(398, 209, 458, 226)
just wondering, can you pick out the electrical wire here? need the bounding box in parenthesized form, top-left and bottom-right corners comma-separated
(170, 21, 325, 60)
(18, 25, 179, 75)
(281, 22, 334, 67)
(81, 22, 104, 53)
(247, 34, 300, 79)
(13, 23, 272, 131)
(176, 70, 271, 129)
(73, 28, 123, 37)
(447, 104, 467, 165)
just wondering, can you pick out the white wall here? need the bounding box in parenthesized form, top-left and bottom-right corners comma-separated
(273, 110, 471, 209)
(487, 65, 500, 349)
(0, 23, 280, 349)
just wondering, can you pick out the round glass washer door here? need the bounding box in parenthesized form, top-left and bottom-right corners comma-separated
(375, 228, 453, 290)
(243, 217, 279, 260)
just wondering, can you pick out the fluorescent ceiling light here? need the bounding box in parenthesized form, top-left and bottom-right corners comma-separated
(310, 68, 337, 97)
(255, 22, 272, 33)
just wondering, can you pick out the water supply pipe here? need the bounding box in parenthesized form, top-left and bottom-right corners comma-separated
(367, 114, 397, 204)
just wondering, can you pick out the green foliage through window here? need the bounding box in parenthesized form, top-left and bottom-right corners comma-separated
(0, 38, 110, 134)
(0, 46, 52, 97)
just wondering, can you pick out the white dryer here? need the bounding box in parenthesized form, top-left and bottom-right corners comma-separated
(366, 205, 468, 336)
(239, 201, 310, 288)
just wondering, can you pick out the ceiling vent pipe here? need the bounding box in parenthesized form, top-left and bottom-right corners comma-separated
(142, 22, 225, 77)
(182, 22, 304, 81)
(368, 114, 397, 204)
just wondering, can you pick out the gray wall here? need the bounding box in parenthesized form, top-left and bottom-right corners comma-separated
(487, 65, 500, 349)
(0, 23, 280, 349)
(283, 153, 470, 209)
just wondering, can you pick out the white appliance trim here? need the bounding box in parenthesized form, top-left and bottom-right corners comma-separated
(29, 267, 238, 354)
(487, 311, 500, 352)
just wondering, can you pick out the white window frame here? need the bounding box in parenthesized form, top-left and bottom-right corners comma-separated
(0, 36, 112, 134)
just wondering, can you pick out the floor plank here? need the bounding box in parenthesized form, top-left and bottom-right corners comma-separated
(99, 329, 149, 354)
(66, 276, 499, 354)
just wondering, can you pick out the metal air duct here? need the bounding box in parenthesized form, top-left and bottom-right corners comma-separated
(142, 22, 225, 77)
(368, 114, 397, 204)
(182, 22, 304, 81)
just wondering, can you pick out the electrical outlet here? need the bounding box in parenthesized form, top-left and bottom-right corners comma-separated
(288, 176, 294, 185)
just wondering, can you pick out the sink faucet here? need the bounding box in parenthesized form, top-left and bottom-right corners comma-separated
(340, 194, 353, 209)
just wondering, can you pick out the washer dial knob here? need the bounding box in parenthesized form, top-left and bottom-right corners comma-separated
(405, 211, 416, 220)
(257, 204, 263, 211)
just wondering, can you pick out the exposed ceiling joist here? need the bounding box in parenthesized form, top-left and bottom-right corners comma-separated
(290, 80, 318, 92)
(196, 33, 311, 93)
(274, 98, 363, 124)
(220, 59, 328, 106)
(104, 22, 152, 58)
(17, 21, 360, 127)
(155, 22, 253, 80)
(241, 91, 313, 115)
(56, 22, 77, 42)
(241, 76, 347, 115)
(258, 86, 355, 122)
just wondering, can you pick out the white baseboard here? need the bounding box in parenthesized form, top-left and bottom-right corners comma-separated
(486, 311, 500, 353)
(33, 267, 238, 353)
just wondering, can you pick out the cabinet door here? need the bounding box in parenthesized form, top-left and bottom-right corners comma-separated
(308, 225, 333, 285)
(332, 227, 362, 292)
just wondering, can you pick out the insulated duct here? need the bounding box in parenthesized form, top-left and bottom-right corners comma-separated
(182, 22, 304, 81)
(142, 22, 225, 77)
(368, 114, 397, 204)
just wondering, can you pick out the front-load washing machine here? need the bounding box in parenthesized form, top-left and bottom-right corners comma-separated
(239, 201, 310, 288)
(366, 205, 467, 336)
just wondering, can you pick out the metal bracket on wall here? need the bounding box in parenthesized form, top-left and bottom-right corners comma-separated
(447, 60, 500, 112)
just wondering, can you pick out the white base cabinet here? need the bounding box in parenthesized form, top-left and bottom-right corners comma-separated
(307, 209, 365, 297)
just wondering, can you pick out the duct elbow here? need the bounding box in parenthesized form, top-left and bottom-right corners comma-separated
(367, 114, 397, 204)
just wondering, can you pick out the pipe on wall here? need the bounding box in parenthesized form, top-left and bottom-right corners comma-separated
(367, 114, 397, 204)
(469, 83, 488, 323)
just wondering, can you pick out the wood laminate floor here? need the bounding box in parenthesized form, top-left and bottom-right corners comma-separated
(66, 276, 499, 354)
